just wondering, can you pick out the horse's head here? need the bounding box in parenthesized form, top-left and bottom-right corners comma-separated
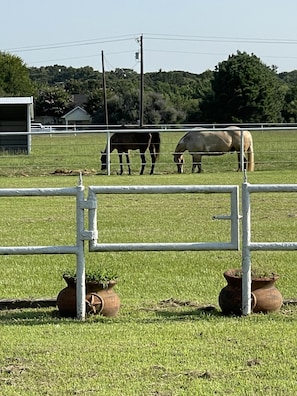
(100, 151, 107, 171)
(173, 153, 184, 173)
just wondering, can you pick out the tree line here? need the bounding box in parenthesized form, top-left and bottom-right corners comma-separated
(1, 50, 297, 124)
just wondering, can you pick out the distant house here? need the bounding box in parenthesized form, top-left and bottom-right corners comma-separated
(61, 106, 91, 127)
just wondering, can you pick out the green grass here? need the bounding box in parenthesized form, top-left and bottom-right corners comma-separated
(0, 131, 297, 394)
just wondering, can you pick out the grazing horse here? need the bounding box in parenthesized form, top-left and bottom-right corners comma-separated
(173, 126, 254, 173)
(100, 131, 161, 175)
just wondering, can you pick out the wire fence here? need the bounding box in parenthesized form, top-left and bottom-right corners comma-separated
(0, 124, 297, 176)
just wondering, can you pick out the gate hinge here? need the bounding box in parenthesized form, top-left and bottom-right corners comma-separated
(79, 199, 97, 209)
(81, 230, 98, 240)
(212, 214, 242, 220)
(212, 214, 231, 220)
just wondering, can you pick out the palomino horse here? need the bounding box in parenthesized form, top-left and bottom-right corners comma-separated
(101, 131, 161, 175)
(173, 126, 254, 173)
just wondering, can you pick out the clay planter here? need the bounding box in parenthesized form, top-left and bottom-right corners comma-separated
(57, 275, 120, 318)
(219, 269, 283, 316)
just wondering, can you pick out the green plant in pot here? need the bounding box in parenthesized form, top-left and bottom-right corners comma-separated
(57, 267, 120, 318)
(218, 266, 283, 316)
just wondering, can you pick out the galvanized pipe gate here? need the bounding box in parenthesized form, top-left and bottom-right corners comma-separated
(0, 175, 296, 319)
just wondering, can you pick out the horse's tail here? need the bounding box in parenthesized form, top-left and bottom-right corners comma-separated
(246, 131, 254, 171)
(151, 132, 161, 159)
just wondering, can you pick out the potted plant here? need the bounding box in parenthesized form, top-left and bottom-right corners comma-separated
(218, 267, 283, 316)
(57, 268, 120, 318)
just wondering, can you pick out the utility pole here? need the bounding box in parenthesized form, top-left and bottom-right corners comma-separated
(101, 50, 108, 127)
(139, 34, 144, 127)
(101, 50, 110, 175)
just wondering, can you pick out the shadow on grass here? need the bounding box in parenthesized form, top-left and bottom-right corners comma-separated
(0, 308, 102, 326)
(137, 298, 223, 322)
(0, 299, 296, 326)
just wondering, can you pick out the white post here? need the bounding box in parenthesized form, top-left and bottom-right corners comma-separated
(76, 174, 86, 320)
(242, 172, 252, 315)
(27, 101, 32, 154)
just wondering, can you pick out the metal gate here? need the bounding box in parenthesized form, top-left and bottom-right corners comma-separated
(87, 184, 240, 252)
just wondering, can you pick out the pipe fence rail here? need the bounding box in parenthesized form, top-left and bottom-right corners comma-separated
(87, 184, 240, 252)
(0, 174, 296, 319)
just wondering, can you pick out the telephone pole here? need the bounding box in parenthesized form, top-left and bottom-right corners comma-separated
(101, 50, 108, 127)
(139, 34, 144, 127)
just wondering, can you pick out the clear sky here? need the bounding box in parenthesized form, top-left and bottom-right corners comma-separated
(2, 0, 297, 74)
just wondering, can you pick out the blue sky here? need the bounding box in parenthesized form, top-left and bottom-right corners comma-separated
(2, 0, 297, 74)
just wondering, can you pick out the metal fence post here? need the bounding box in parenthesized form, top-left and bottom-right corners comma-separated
(76, 174, 86, 320)
(242, 173, 252, 315)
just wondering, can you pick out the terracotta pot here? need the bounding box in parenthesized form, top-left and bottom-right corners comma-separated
(219, 269, 283, 316)
(57, 275, 120, 317)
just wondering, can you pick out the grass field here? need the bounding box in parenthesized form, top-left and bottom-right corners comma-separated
(0, 129, 296, 395)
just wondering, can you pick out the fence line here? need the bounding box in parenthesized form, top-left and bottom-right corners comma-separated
(0, 175, 297, 318)
(1, 125, 297, 176)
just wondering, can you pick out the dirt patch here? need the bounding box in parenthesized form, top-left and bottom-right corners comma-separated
(51, 168, 97, 176)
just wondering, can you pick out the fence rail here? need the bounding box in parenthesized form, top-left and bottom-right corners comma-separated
(0, 174, 296, 318)
(87, 184, 239, 252)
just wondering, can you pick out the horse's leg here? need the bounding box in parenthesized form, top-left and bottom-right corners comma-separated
(118, 153, 124, 175)
(192, 155, 202, 173)
(125, 153, 131, 175)
(149, 146, 155, 175)
(140, 150, 146, 175)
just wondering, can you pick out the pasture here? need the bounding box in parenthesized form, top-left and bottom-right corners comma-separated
(0, 127, 297, 176)
(0, 129, 297, 395)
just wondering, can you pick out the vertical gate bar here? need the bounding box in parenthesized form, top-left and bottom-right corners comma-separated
(88, 188, 98, 250)
(242, 175, 252, 315)
(230, 186, 239, 250)
(76, 175, 86, 320)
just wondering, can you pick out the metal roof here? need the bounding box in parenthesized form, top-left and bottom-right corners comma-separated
(0, 96, 33, 105)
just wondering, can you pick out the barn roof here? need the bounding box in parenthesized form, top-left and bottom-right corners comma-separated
(0, 97, 33, 105)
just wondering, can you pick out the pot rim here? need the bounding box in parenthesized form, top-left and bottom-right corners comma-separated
(224, 268, 279, 281)
(63, 274, 117, 286)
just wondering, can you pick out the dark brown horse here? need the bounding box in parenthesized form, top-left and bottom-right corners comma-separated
(100, 131, 161, 175)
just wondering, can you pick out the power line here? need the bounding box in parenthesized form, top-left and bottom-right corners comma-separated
(143, 33, 297, 45)
(4, 35, 137, 53)
(5, 33, 297, 55)
(7, 32, 297, 70)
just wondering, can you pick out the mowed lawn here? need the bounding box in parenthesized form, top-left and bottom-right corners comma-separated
(0, 129, 296, 395)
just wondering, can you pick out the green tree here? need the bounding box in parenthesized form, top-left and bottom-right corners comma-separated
(34, 86, 72, 122)
(144, 91, 185, 124)
(278, 71, 297, 122)
(201, 51, 284, 123)
(0, 52, 34, 96)
(281, 84, 297, 122)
